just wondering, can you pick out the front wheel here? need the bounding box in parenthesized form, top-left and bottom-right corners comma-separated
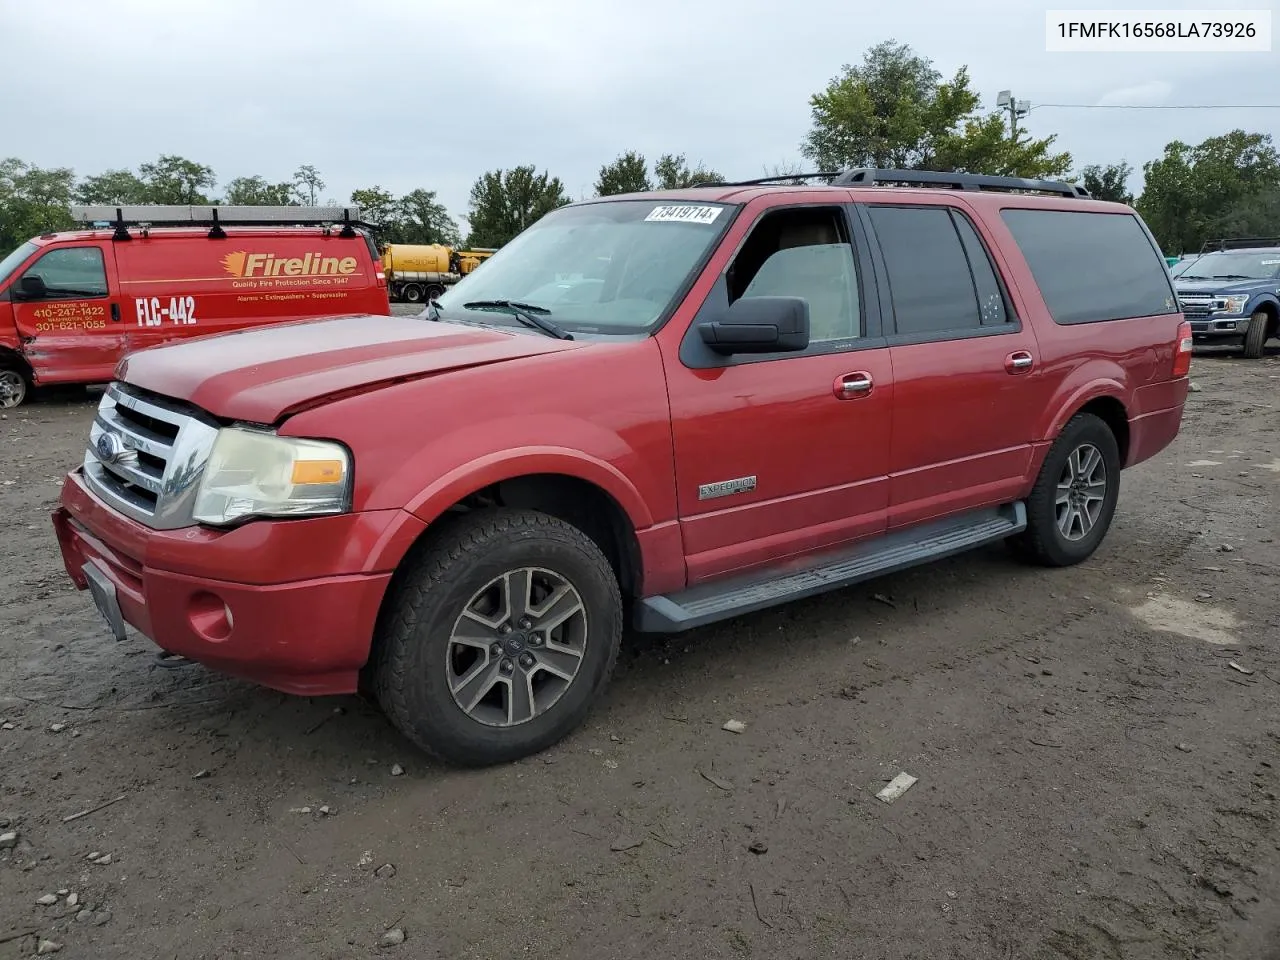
(0, 367, 29, 409)
(370, 509, 623, 767)
(1011, 412, 1121, 567)
(1242, 310, 1271, 359)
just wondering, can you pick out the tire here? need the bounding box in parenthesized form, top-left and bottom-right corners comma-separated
(0, 366, 29, 410)
(424, 284, 446, 302)
(1242, 310, 1270, 359)
(402, 284, 424, 304)
(1011, 412, 1121, 568)
(370, 509, 623, 767)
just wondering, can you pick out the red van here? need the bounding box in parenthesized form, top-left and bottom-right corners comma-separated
(0, 205, 390, 408)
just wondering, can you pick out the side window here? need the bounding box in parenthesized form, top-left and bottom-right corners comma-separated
(20, 247, 108, 300)
(868, 205, 984, 336)
(727, 206, 860, 342)
(999, 209, 1177, 324)
(952, 213, 1010, 326)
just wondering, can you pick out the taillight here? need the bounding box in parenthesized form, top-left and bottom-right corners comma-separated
(375, 270, 387, 288)
(1172, 319, 1192, 378)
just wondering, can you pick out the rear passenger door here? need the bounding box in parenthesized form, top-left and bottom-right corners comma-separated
(858, 201, 1042, 529)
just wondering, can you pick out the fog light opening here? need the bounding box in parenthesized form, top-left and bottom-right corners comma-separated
(188, 591, 234, 643)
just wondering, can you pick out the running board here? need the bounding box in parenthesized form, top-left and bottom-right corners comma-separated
(634, 502, 1026, 633)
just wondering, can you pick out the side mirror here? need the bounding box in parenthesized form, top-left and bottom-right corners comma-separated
(699, 296, 809, 355)
(17, 275, 47, 300)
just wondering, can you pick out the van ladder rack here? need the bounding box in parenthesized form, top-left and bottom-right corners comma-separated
(69, 205, 374, 241)
(1199, 236, 1280, 253)
(698, 168, 1090, 198)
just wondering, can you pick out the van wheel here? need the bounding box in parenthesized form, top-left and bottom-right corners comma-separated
(1242, 310, 1270, 359)
(371, 509, 623, 767)
(1011, 412, 1121, 568)
(0, 367, 29, 409)
(403, 284, 424, 303)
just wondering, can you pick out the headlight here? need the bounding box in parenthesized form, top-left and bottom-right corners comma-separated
(192, 428, 352, 525)
(1216, 295, 1250, 314)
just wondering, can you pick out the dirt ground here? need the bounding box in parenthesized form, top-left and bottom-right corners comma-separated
(1, 347, 1278, 960)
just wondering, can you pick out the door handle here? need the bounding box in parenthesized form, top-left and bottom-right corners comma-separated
(834, 372, 873, 399)
(1005, 351, 1034, 374)
(110, 303, 121, 322)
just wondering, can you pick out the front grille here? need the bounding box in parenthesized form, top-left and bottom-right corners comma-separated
(1178, 295, 1214, 318)
(83, 383, 220, 529)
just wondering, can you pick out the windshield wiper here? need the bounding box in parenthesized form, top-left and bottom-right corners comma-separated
(1210, 274, 1255, 280)
(462, 300, 573, 340)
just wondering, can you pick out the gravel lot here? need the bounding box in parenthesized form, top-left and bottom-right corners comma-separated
(1, 346, 1278, 960)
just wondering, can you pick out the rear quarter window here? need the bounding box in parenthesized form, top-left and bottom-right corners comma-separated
(1000, 209, 1177, 324)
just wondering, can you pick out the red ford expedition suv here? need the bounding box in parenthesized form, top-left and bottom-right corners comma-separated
(52, 169, 1191, 766)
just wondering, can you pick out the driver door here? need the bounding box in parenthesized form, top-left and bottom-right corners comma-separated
(11, 242, 125, 385)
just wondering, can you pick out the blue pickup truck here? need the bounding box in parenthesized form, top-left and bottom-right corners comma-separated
(1173, 239, 1280, 358)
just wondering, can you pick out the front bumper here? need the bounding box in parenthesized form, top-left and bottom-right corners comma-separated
(52, 468, 424, 696)
(1187, 314, 1252, 341)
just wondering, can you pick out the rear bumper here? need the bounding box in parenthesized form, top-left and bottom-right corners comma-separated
(53, 469, 423, 696)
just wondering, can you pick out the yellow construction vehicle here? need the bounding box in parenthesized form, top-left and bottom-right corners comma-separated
(381, 244, 497, 303)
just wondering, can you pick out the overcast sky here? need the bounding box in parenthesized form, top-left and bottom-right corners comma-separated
(2, 0, 1276, 233)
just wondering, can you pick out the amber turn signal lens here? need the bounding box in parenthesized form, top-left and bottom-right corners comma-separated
(290, 459, 345, 485)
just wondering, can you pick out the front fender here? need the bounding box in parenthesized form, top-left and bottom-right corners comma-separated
(405, 443, 656, 530)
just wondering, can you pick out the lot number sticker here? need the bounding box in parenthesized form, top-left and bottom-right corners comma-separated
(645, 205, 723, 225)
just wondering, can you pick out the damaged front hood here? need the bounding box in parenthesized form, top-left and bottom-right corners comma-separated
(115, 314, 583, 423)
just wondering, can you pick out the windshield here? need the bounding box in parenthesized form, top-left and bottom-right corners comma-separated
(434, 199, 735, 334)
(0, 241, 38, 288)
(1178, 250, 1280, 281)
(1170, 257, 1199, 277)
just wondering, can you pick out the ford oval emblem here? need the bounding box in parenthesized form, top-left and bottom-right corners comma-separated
(95, 432, 125, 464)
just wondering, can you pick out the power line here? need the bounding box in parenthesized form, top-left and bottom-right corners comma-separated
(1031, 103, 1280, 110)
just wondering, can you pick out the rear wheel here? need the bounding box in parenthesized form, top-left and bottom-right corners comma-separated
(1242, 309, 1270, 359)
(402, 283, 424, 303)
(1011, 412, 1121, 567)
(371, 509, 623, 767)
(425, 284, 446, 302)
(0, 366, 29, 409)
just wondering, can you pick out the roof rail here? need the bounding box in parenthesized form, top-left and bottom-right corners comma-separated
(833, 168, 1090, 198)
(692, 172, 842, 187)
(691, 168, 1091, 198)
(1198, 236, 1280, 253)
(69, 204, 375, 241)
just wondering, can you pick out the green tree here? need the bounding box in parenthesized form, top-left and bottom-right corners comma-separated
(801, 40, 1069, 178)
(350, 185, 401, 240)
(0, 158, 76, 252)
(294, 164, 325, 206)
(1137, 131, 1280, 254)
(137, 154, 216, 204)
(653, 153, 722, 189)
(222, 175, 300, 205)
(466, 166, 570, 247)
(397, 188, 460, 246)
(75, 169, 148, 205)
(596, 151, 652, 195)
(1079, 162, 1135, 204)
(1213, 186, 1280, 239)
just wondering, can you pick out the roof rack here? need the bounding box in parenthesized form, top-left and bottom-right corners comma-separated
(68, 205, 374, 241)
(698, 167, 1090, 198)
(833, 168, 1090, 197)
(1199, 236, 1280, 253)
(692, 172, 842, 187)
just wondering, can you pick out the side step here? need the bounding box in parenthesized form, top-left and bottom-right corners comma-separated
(634, 502, 1026, 633)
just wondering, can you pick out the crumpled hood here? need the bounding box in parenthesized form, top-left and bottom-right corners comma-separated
(115, 314, 583, 423)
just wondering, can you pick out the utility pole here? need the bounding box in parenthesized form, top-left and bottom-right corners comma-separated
(995, 90, 1031, 144)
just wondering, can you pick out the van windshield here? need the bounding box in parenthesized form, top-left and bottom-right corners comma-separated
(434, 199, 735, 334)
(0, 242, 37, 287)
